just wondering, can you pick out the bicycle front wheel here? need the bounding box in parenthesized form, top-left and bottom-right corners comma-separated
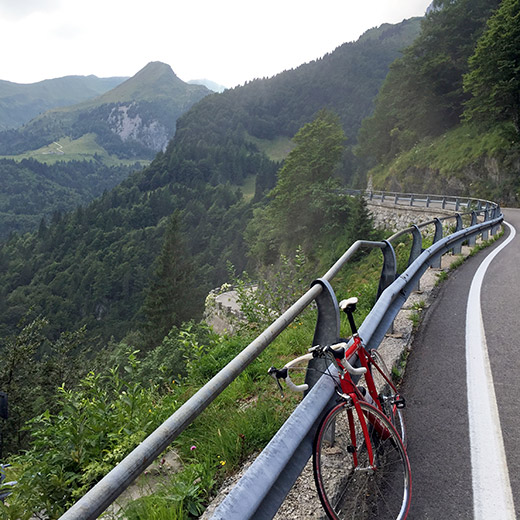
(313, 400, 411, 520)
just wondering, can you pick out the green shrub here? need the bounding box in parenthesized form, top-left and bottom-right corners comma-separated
(4, 353, 167, 519)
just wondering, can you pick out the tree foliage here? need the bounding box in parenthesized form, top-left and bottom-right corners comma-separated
(463, 0, 520, 134)
(141, 213, 203, 346)
(0, 158, 141, 239)
(0, 317, 85, 455)
(357, 0, 502, 163)
(246, 111, 377, 266)
(0, 18, 419, 349)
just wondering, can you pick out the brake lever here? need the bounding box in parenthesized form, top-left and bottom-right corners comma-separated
(268, 366, 287, 399)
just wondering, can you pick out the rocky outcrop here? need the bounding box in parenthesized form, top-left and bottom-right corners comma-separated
(107, 103, 170, 152)
(382, 152, 520, 207)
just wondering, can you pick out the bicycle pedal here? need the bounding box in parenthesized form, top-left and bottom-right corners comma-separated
(394, 395, 406, 409)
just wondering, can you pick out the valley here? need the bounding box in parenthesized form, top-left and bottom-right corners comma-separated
(0, 1, 519, 517)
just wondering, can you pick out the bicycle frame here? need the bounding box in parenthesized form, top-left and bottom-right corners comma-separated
(333, 335, 397, 406)
(324, 333, 403, 447)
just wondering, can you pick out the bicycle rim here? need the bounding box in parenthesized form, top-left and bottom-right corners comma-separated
(313, 401, 411, 520)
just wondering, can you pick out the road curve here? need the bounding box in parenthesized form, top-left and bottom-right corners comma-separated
(401, 208, 520, 519)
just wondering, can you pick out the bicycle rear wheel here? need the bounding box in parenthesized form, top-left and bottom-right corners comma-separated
(313, 400, 411, 520)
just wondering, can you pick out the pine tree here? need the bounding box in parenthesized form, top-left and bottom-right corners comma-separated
(141, 212, 202, 346)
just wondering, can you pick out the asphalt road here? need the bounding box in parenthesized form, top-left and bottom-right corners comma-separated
(401, 208, 520, 519)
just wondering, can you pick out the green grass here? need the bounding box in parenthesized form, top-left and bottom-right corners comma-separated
(238, 175, 257, 202)
(6, 229, 505, 519)
(245, 134, 295, 162)
(370, 122, 514, 190)
(0, 134, 151, 167)
(109, 248, 388, 519)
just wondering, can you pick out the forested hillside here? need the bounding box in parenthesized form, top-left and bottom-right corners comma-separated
(0, 17, 421, 347)
(0, 74, 126, 130)
(0, 159, 142, 239)
(357, 0, 520, 204)
(3, 2, 519, 515)
(0, 63, 212, 237)
(161, 18, 421, 197)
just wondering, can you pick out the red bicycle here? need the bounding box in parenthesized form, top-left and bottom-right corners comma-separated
(269, 297, 411, 519)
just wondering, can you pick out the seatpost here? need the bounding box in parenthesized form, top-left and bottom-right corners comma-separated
(346, 310, 358, 336)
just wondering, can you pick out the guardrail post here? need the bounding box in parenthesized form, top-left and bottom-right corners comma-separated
(376, 241, 396, 301)
(442, 197, 447, 209)
(408, 225, 423, 266)
(455, 198, 460, 212)
(430, 218, 443, 268)
(394, 194, 399, 204)
(381, 192, 386, 203)
(408, 226, 423, 291)
(426, 195, 431, 208)
(452, 214, 464, 254)
(305, 279, 340, 392)
(491, 206, 501, 235)
(482, 209, 490, 241)
(468, 211, 478, 246)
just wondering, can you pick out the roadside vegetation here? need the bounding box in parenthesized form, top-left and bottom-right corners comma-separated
(1, 0, 516, 517)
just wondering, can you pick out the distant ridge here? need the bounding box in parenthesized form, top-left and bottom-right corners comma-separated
(89, 62, 207, 104)
(0, 74, 127, 130)
(0, 62, 211, 159)
(188, 79, 227, 93)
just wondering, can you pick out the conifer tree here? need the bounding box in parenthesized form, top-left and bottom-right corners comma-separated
(141, 212, 201, 346)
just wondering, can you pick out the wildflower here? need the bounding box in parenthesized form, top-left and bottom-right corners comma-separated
(190, 445, 197, 451)
(220, 460, 226, 466)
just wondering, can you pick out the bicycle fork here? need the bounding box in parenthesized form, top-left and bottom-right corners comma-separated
(348, 398, 377, 473)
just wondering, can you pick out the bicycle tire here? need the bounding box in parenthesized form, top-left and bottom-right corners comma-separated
(313, 400, 411, 520)
(369, 349, 406, 446)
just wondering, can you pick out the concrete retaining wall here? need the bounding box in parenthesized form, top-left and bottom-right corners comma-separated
(367, 201, 456, 232)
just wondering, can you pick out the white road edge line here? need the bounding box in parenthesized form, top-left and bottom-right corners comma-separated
(466, 221, 516, 520)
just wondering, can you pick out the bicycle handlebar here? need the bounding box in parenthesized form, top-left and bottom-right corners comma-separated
(309, 343, 367, 376)
(268, 341, 366, 397)
(268, 353, 311, 397)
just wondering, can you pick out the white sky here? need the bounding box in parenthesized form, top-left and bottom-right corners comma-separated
(0, 0, 432, 88)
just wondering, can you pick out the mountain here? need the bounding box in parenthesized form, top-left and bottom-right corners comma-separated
(188, 79, 227, 93)
(0, 63, 212, 238)
(0, 18, 422, 345)
(0, 62, 212, 160)
(0, 75, 127, 130)
(151, 17, 423, 197)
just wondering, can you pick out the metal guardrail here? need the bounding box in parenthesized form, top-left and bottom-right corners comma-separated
(347, 188, 498, 213)
(59, 193, 503, 519)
